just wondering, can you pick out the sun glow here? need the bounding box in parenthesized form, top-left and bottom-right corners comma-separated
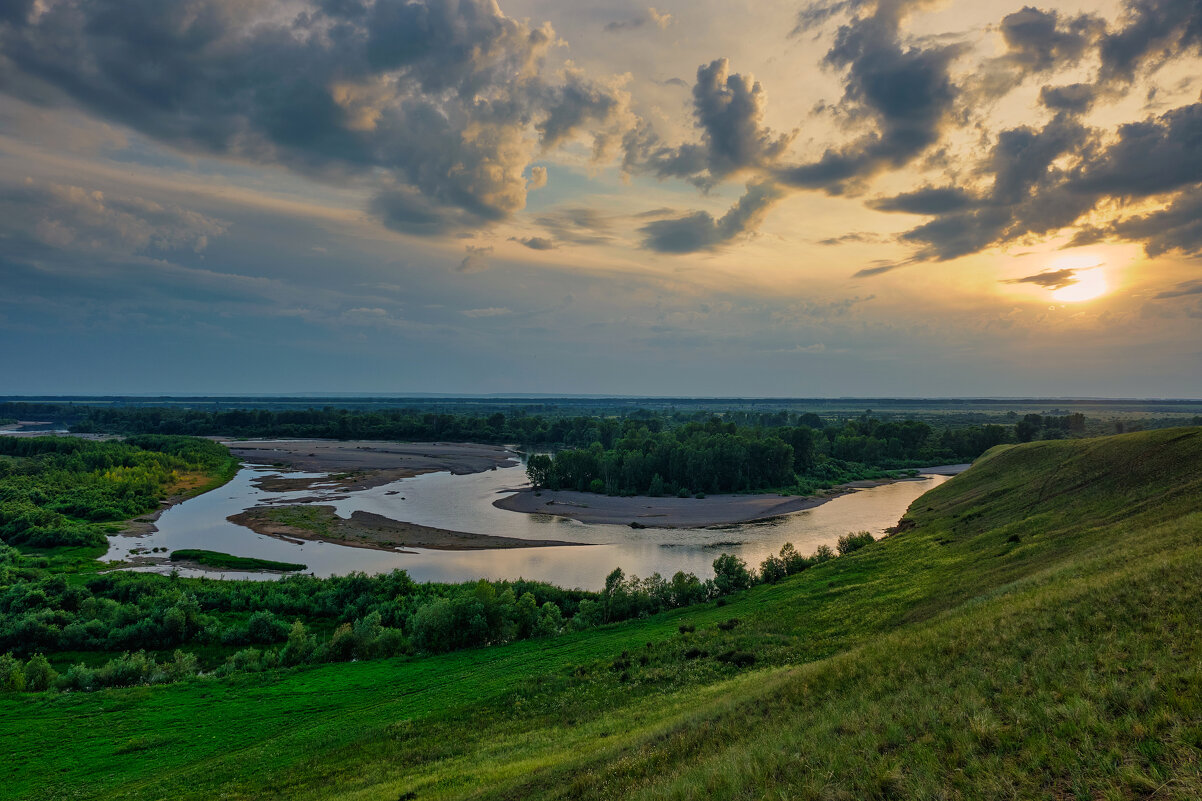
(1052, 269, 1109, 302)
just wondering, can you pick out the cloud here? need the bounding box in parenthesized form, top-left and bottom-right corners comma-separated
(1003, 267, 1084, 289)
(852, 259, 911, 277)
(627, 58, 793, 187)
(778, 0, 965, 193)
(869, 186, 975, 215)
(1107, 185, 1202, 256)
(1155, 279, 1202, 299)
(534, 207, 613, 245)
(639, 181, 783, 253)
(998, 6, 1100, 73)
(1098, 0, 1202, 84)
(461, 306, 511, 317)
(527, 167, 548, 190)
(1039, 83, 1098, 114)
(0, 178, 226, 257)
(0, 0, 633, 236)
(457, 245, 493, 274)
(511, 236, 555, 250)
(605, 7, 672, 33)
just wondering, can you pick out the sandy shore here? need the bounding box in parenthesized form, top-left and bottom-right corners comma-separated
(228, 505, 586, 552)
(220, 439, 515, 492)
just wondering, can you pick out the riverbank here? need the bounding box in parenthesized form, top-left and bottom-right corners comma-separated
(494, 466, 970, 528)
(228, 504, 587, 552)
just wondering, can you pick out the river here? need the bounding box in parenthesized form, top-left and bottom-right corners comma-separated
(107, 456, 955, 590)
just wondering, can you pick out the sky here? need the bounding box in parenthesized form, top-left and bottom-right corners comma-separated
(1, 0, 1201, 397)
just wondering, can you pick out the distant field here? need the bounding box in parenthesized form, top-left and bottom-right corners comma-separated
(3, 427, 1201, 799)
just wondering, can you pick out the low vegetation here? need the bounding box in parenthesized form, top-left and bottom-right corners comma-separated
(168, 549, 307, 573)
(2, 427, 1199, 800)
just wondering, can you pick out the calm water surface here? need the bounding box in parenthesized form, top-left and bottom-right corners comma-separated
(108, 458, 952, 590)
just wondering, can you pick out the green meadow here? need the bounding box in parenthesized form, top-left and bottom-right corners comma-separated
(4, 427, 1202, 800)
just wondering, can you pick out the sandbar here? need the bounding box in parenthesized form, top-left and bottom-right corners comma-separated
(228, 505, 585, 552)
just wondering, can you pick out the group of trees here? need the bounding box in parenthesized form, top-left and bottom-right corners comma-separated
(0, 436, 233, 548)
(527, 415, 1013, 496)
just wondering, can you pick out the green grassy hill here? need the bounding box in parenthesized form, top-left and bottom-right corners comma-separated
(4, 428, 1202, 800)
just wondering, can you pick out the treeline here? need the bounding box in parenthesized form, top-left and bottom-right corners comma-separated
(0, 436, 234, 548)
(527, 416, 1012, 496)
(65, 406, 645, 448)
(0, 531, 877, 693)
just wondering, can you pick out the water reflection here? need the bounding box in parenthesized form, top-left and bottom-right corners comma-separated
(107, 462, 950, 590)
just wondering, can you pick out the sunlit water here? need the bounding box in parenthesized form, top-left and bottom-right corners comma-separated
(107, 459, 952, 590)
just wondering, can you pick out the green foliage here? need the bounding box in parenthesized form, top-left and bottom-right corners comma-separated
(534, 414, 1014, 496)
(836, 530, 875, 554)
(169, 550, 306, 572)
(4, 428, 1202, 799)
(0, 436, 233, 548)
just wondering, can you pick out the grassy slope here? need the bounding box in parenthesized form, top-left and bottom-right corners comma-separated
(4, 428, 1202, 800)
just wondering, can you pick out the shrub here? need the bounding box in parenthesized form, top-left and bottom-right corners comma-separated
(23, 653, 58, 691)
(813, 544, 835, 563)
(837, 531, 875, 555)
(246, 610, 288, 644)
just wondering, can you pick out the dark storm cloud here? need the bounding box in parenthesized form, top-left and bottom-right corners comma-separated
(627, 59, 793, 188)
(778, 0, 964, 193)
(639, 182, 783, 253)
(0, 0, 631, 235)
(1003, 267, 1083, 289)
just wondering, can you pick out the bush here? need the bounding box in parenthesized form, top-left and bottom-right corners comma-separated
(23, 653, 58, 691)
(837, 531, 875, 555)
(246, 610, 288, 644)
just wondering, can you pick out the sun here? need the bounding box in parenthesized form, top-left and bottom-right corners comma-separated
(1052, 269, 1109, 302)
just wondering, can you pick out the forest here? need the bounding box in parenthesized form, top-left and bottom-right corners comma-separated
(527, 415, 1015, 495)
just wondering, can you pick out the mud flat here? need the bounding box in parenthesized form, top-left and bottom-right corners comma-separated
(228, 504, 586, 552)
(219, 439, 516, 492)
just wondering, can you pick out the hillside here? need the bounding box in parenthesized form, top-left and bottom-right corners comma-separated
(3, 427, 1202, 800)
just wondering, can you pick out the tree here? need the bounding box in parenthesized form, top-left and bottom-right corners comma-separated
(712, 553, 753, 595)
(526, 454, 553, 490)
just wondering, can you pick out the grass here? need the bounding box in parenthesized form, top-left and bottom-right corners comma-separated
(261, 504, 337, 537)
(3, 427, 1201, 800)
(168, 549, 307, 572)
